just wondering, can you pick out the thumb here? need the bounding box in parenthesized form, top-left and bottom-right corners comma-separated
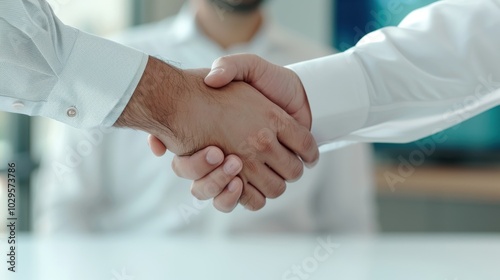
(204, 54, 310, 128)
(205, 62, 237, 89)
(204, 54, 261, 88)
(205, 54, 292, 106)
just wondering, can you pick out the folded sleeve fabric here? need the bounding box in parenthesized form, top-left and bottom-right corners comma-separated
(288, 0, 500, 152)
(0, 0, 148, 128)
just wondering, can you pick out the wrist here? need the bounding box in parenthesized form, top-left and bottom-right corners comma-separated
(114, 56, 182, 137)
(115, 57, 216, 156)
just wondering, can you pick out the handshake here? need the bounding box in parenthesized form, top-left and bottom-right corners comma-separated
(116, 54, 319, 213)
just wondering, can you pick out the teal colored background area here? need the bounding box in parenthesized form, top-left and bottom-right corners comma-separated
(374, 0, 437, 26)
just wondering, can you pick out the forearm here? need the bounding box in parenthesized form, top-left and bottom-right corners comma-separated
(289, 0, 500, 150)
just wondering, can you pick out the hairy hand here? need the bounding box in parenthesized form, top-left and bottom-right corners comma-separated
(118, 57, 318, 211)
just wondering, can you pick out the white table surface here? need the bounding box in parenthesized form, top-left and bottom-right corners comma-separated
(2, 234, 500, 280)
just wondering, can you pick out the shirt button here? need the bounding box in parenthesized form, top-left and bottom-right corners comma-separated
(66, 107, 78, 118)
(12, 101, 25, 110)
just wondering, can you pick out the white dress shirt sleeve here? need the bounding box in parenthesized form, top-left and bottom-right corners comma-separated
(288, 0, 500, 152)
(0, 0, 148, 128)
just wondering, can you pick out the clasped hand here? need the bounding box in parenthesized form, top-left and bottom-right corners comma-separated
(149, 54, 318, 212)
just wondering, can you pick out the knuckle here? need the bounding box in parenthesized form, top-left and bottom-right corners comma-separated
(172, 158, 201, 179)
(250, 54, 265, 72)
(301, 133, 316, 154)
(211, 168, 231, 186)
(239, 188, 266, 211)
(266, 180, 286, 199)
(214, 56, 228, 66)
(213, 199, 233, 213)
(267, 108, 286, 133)
(190, 184, 204, 200)
(239, 192, 254, 208)
(287, 160, 304, 181)
(250, 198, 266, 211)
(248, 53, 260, 60)
(243, 159, 259, 174)
(204, 182, 221, 198)
(255, 129, 274, 153)
(238, 140, 257, 161)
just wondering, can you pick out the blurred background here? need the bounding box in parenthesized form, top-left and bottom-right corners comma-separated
(1, 0, 500, 235)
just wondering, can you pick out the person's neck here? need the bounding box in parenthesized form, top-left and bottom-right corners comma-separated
(194, 2, 263, 49)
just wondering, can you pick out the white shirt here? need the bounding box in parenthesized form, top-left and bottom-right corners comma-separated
(0, 0, 147, 128)
(288, 0, 500, 151)
(0, 0, 147, 127)
(33, 7, 376, 235)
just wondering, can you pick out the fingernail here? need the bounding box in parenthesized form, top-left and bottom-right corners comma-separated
(207, 67, 224, 77)
(224, 158, 241, 175)
(206, 148, 223, 165)
(227, 179, 239, 193)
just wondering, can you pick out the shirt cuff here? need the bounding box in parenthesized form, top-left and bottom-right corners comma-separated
(41, 30, 148, 128)
(287, 51, 370, 148)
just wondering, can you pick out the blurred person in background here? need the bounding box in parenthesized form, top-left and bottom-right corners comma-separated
(33, 0, 377, 235)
